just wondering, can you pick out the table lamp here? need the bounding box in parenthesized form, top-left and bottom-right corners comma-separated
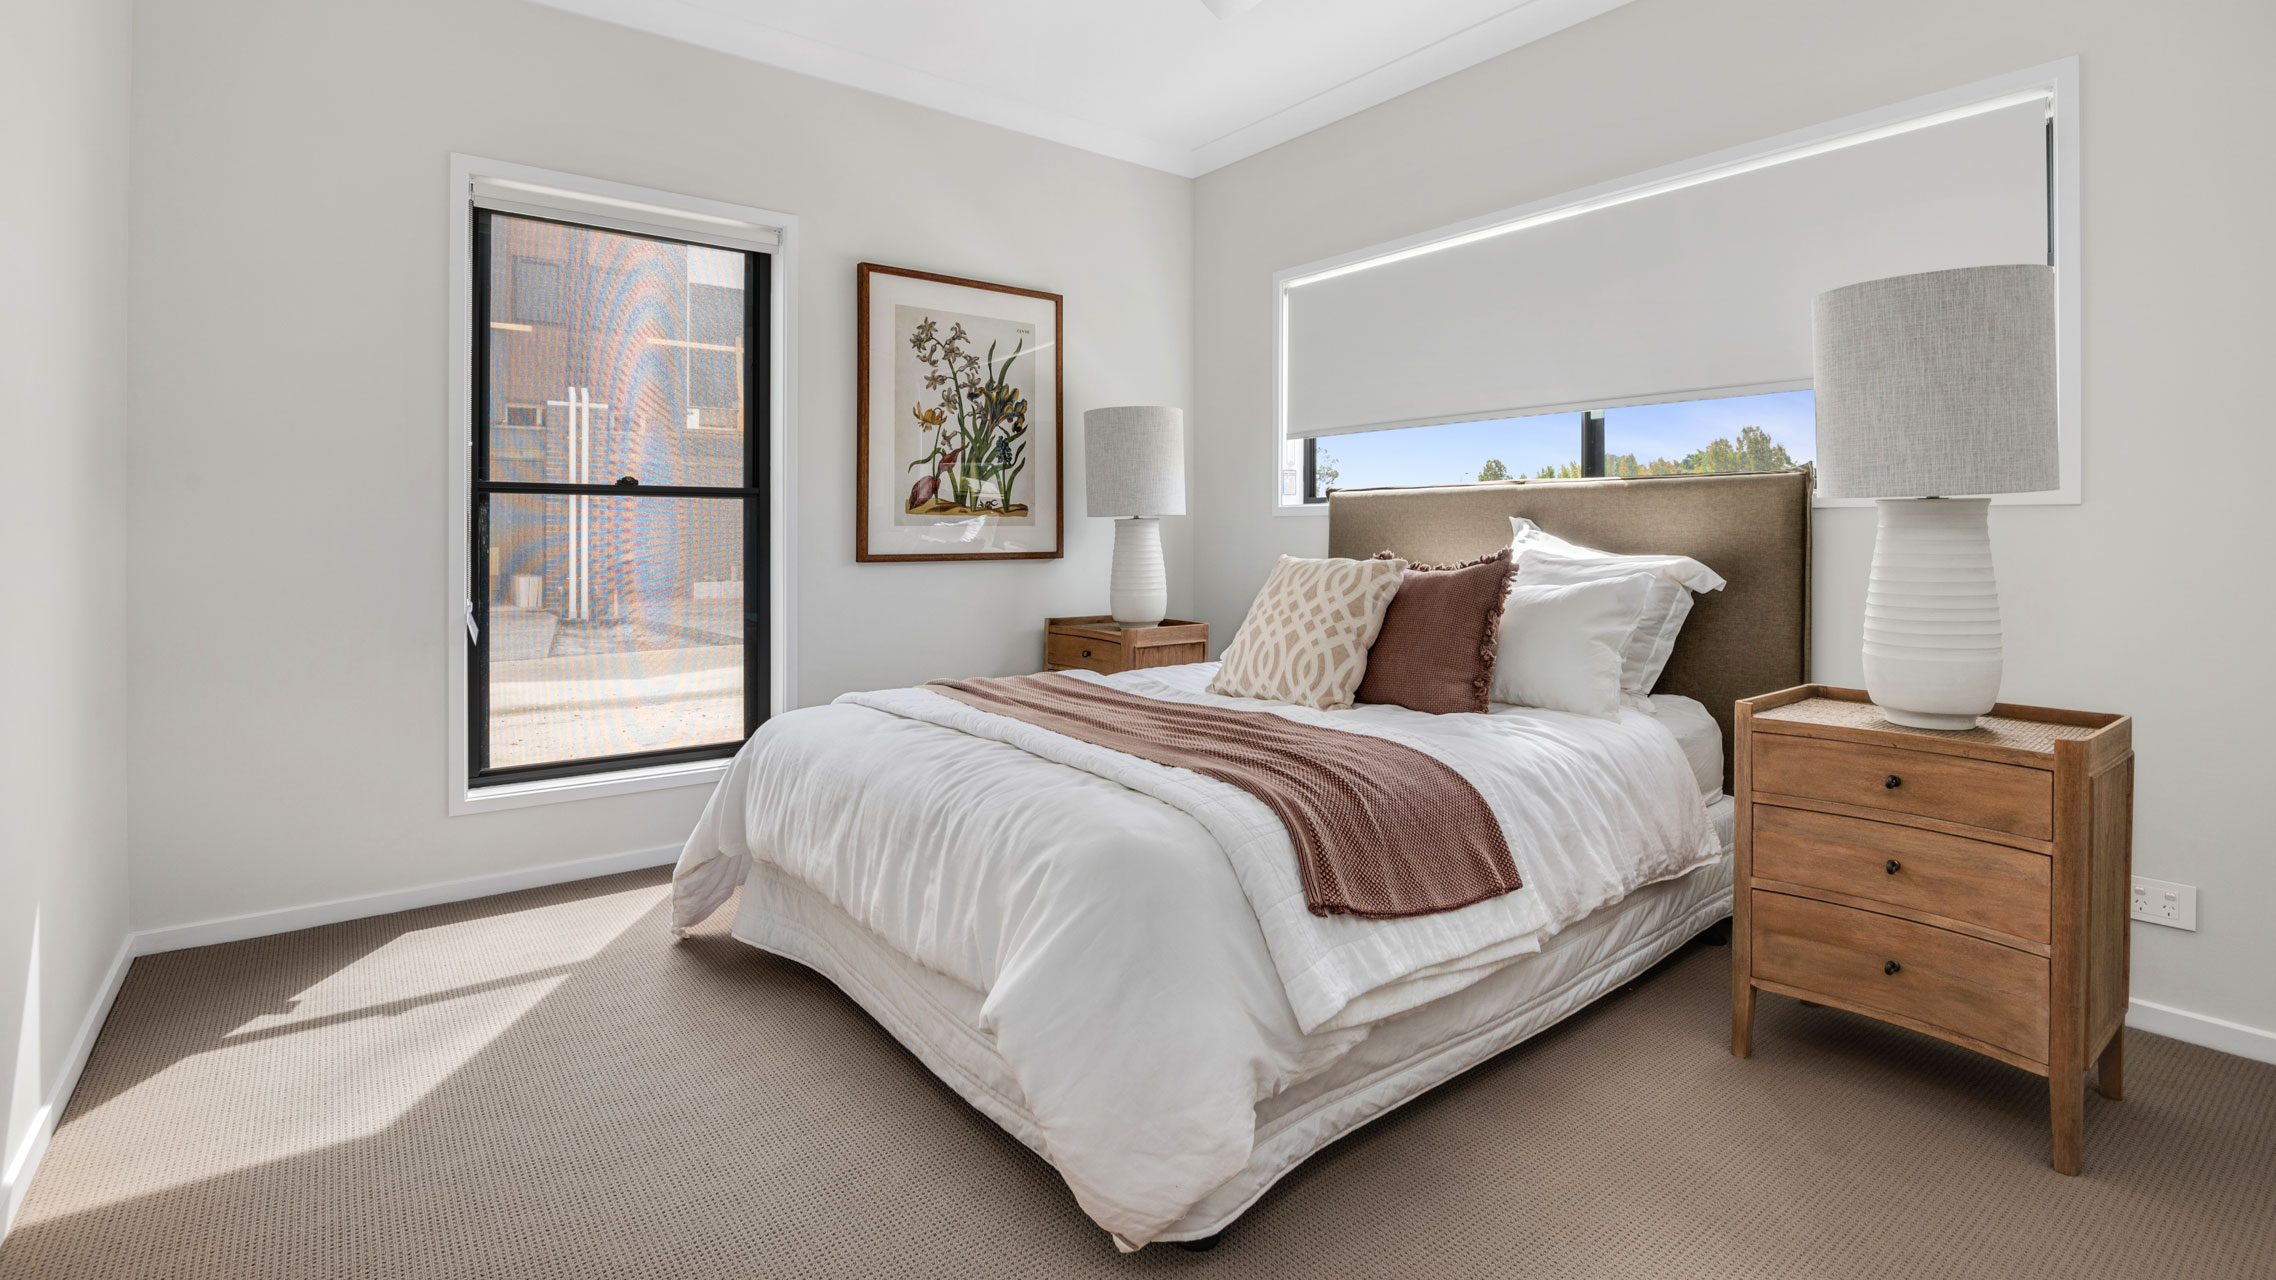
(1084, 406, 1186, 627)
(1813, 264, 2059, 729)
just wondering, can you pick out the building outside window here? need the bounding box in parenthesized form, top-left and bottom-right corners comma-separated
(469, 210, 768, 786)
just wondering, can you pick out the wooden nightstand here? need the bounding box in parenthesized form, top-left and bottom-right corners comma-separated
(1731, 685, 2133, 1175)
(1044, 616, 1208, 675)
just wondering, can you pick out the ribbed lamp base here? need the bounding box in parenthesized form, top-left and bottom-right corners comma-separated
(1109, 517, 1167, 627)
(1862, 498, 2002, 731)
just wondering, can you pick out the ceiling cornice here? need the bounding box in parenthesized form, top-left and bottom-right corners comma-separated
(528, 0, 1634, 179)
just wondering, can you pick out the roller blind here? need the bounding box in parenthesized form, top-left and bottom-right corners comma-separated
(1284, 100, 2048, 439)
(470, 176, 781, 254)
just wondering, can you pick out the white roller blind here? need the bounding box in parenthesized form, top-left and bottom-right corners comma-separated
(1284, 100, 2048, 439)
(470, 176, 781, 253)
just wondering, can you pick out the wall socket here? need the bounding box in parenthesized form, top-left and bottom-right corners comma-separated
(2131, 877, 2198, 931)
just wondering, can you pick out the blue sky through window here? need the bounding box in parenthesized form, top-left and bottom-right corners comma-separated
(1316, 412, 1582, 489)
(1607, 389, 1815, 469)
(1309, 389, 1814, 491)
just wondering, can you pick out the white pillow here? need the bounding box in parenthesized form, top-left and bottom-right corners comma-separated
(1517, 549, 1695, 696)
(1489, 574, 1652, 718)
(1508, 517, 1726, 592)
(1508, 518, 1726, 695)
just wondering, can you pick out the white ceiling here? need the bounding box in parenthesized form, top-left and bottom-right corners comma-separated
(528, 0, 1636, 176)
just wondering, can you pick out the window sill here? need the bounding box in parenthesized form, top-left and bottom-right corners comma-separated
(450, 755, 732, 816)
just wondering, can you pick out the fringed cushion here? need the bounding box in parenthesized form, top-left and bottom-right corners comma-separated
(1353, 549, 1516, 714)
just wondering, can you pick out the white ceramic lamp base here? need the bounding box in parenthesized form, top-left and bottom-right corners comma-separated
(1862, 497, 2003, 730)
(1109, 517, 1167, 627)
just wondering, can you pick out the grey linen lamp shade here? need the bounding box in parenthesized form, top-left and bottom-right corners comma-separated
(1084, 406, 1186, 517)
(1812, 264, 2059, 498)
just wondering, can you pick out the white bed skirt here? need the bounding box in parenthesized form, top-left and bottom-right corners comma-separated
(723, 795, 1736, 1245)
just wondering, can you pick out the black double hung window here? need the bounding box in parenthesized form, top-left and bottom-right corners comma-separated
(469, 209, 768, 786)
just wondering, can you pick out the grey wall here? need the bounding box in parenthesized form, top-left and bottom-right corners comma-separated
(123, 0, 1193, 932)
(0, 0, 135, 1228)
(1192, 0, 2276, 1036)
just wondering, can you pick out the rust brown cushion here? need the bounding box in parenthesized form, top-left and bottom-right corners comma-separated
(1354, 549, 1515, 714)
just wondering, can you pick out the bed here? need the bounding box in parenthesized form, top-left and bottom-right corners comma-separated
(672, 467, 1812, 1249)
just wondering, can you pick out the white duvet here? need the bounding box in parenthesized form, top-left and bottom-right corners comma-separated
(672, 663, 1716, 1247)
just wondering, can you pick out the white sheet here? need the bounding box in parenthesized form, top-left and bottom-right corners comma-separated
(833, 664, 1719, 1034)
(724, 805, 1733, 1241)
(1648, 692, 1726, 798)
(672, 662, 1718, 1248)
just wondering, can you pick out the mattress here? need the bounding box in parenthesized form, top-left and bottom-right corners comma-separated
(1648, 693, 1726, 799)
(725, 793, 1736, 1244)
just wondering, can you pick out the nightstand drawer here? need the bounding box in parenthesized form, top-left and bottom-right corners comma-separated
(1752, 734, 2052, 839)
(1752, 891, 2048, 1062)
(1045, 633, 1121, 673)
(1752, 806, 2050, 944)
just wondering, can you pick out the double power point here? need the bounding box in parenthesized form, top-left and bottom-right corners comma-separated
(2131, 877, 2198, 931)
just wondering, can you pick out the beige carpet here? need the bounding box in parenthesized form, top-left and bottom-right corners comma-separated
(5, 868, 2272, 1279)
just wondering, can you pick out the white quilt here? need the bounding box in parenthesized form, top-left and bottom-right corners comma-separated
(672, 663, 1716, 1247)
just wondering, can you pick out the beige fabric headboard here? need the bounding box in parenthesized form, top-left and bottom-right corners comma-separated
(1327, 467, 1813, 790)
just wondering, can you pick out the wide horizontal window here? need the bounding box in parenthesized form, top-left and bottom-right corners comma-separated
(469, 210, 768, 787)
(1289, 389, 1813, 501)
(1276, 63, 2079, 508)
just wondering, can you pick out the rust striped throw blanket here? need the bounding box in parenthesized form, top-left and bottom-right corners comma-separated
(925, 673, 1521, 919)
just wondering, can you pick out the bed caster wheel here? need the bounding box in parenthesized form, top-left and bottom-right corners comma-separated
(1174, 1233, 1223, 1252)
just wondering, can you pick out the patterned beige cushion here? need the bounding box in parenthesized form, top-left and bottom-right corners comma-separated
(1208, 555, 1408, 710)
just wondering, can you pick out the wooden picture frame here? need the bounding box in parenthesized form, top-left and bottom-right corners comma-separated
(857, 263, 1064, 561)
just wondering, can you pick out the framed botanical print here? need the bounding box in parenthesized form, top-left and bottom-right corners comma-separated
(857, 263, 1064, 561)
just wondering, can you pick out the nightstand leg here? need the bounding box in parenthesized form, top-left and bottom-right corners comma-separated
(1731, 981, 1756, 1058)
(2097, 1028, 2125, 1101)
(2050, 1071, 2084, 1175)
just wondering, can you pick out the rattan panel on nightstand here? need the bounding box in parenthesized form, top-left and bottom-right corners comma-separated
(1756, 697, 2103, 754)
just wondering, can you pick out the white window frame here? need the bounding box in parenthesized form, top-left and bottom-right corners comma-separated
(1270, 57, 2083, 515)
(445, 154, 799, 815)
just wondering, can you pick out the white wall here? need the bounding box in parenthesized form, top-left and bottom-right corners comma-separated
(1193, 0, 2276, 1037)
(123, 0, 1192, 932)
(54, 0, 2276, 1071)
(0, 0, 136, 1228)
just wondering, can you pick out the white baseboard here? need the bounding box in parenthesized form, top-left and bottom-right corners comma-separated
(3, 935, 134, 1240)
(2128, 997, 2276, 1067)
(133, 843, 683, 956)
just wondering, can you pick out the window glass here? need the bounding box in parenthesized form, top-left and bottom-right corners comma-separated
(483, 493, 744, 771)
(485, 215, 745, 489)
(1303, 410, 1584, 497)
(472, 208, 762, 785)
(1602, 388, 1815, 476)
(1284, 389, 1813, 505)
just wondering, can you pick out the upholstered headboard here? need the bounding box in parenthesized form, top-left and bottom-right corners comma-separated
(1327, 467, 1813, 790)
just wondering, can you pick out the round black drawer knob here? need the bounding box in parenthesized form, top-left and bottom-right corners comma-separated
(1884, 775, 1903, 789)
(1080, 649, 1092, 658)
(1886, 859, 1902, 875)
(1884, 960, 1902, 976)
